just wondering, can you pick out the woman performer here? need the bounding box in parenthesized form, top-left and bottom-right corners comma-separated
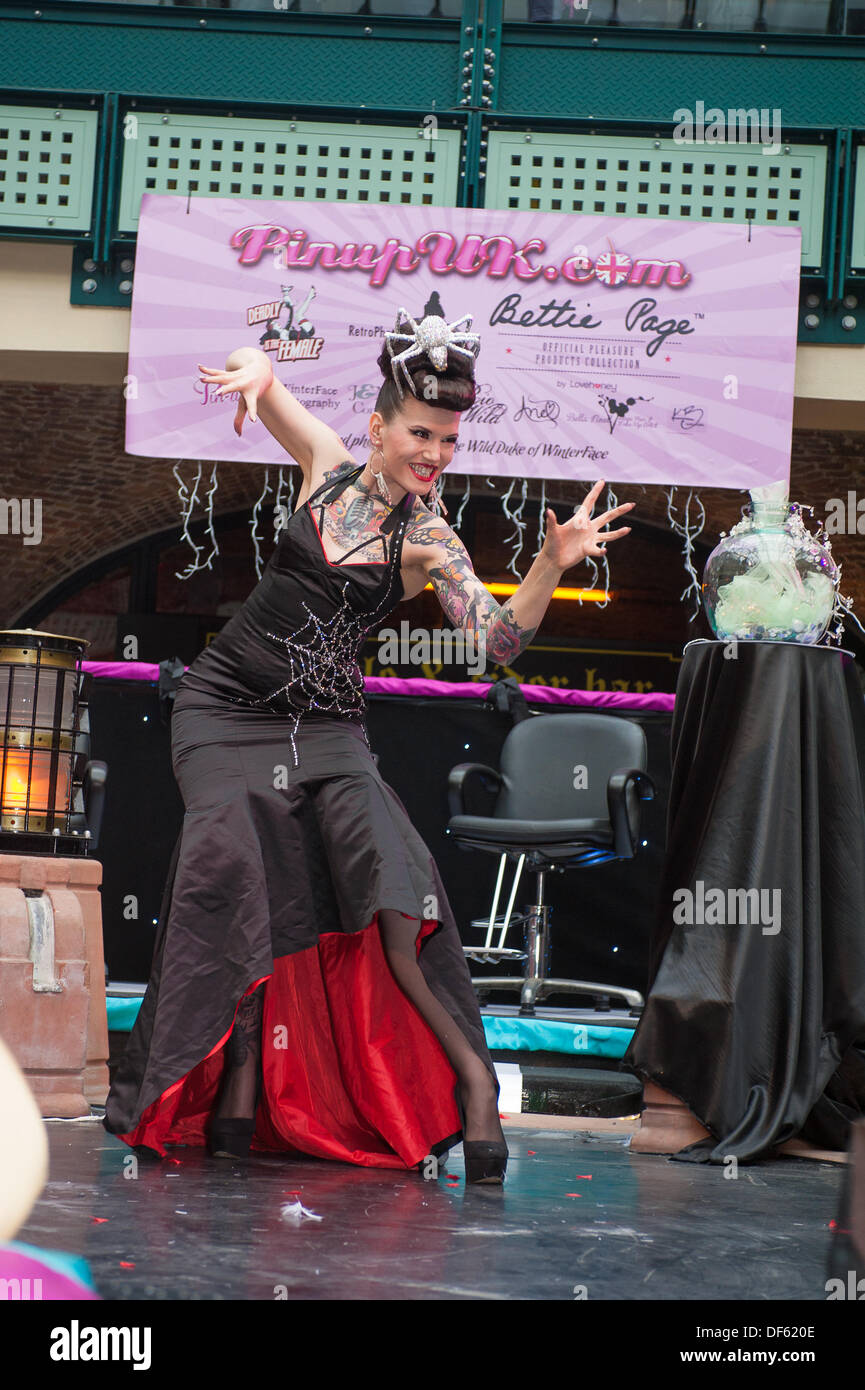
(103, 308, 634, 1185)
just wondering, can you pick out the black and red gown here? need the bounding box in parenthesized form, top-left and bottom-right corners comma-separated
(103, 462, 499, 1166)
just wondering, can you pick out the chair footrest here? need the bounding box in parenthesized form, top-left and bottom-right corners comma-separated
(469, 915, 529, 932)
(463, 947, 528, 964)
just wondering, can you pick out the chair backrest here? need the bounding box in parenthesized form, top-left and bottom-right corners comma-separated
(494, 712, 648, 822)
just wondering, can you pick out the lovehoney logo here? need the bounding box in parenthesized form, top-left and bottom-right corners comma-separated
(0, 497, 42, 546)
(376, 621, 487, 676)
(672, 882, 782, 935)
(49, 1321, 152, 1370)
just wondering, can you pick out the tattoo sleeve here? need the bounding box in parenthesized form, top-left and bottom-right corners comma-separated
(408, 520, 539, 666)
(482, 600, 539, 665)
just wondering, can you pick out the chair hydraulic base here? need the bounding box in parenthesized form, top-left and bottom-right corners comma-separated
(472, 974, 644, 1016)
(470, 893, 644, 1017)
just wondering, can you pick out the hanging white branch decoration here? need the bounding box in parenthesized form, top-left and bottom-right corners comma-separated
(173, 461, 218, 581)
(565, 480, 599, 605)
(596, 550, 611, 609)
(582, 556, 599, 604)
(272, 465, 297, 543)
(173, 461, 220, 579)
(273, 465, 288, 540)
(250, 467, 272, 581)
(454, 475, 471, 531)
(202, 461, 220, 570)
(500, 477, 529, 578)
(665, 486, 707, 620)
(590, 483, 618, 611)
(511, 477, 529, 576)
(532, 479, 548, 559)
(174, 458, 204, 578)
(580, 488, 600, 606)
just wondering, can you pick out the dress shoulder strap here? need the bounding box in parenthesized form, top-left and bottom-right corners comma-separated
(306, 461, 364, 507)
(307, 460, 414, 537)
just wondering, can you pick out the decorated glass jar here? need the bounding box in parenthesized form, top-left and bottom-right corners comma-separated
(702, 497, 839, 645)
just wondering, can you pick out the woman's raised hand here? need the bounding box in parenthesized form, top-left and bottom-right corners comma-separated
(197, 356, 275, 437)
(542, 480, 635, 571)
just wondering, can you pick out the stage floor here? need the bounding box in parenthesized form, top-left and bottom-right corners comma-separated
(14, 1114, 845, 1302)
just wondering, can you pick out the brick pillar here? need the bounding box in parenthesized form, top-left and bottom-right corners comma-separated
(0, 853, 108, 1117)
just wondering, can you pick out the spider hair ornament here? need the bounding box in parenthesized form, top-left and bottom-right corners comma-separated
(384, 308, 481, 400)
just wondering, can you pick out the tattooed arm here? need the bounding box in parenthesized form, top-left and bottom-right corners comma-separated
(406, 519, 562, 666)
(407, 481, 635, 667)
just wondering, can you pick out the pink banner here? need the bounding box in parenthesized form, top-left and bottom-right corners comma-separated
(125, 195, 800, 489)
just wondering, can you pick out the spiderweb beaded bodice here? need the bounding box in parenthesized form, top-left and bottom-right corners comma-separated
(178, 463, 412, 765)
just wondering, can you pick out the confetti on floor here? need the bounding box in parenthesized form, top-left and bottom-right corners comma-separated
(281, 1199, 323, 1223)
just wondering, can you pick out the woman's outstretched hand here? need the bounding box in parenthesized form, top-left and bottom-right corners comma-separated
(197, 356, 274, 437)
(542, 480, 635, 571)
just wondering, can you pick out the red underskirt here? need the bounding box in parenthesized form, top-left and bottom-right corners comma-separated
(117, 913, 461, 1168)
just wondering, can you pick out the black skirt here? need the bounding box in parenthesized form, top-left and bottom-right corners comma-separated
(103, 685, 499, 1167)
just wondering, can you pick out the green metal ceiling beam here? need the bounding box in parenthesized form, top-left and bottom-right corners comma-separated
(492, 31, 865, 126)
(4, 4, 865, 124)
(1, 4, 472, 113)
(471, 0, 865, 127)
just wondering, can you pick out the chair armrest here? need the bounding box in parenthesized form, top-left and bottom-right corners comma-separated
(607, 769, 655, 859)
(84, 760, 108, 850)
(447, 762, 504, 819)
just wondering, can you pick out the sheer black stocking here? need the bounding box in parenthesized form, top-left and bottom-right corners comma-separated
(378, 910, 505, 1146)
(213, 983, 264, 1123)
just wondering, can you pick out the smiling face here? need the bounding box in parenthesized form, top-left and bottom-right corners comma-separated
(370, 394, 461, 499)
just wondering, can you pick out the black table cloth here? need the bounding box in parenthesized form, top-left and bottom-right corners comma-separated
(624, 638, 865, 1163)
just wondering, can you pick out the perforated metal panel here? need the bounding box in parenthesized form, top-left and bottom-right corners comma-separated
(118, 112, 462, 232)
(0, 105, 99, 231)
(849, 142, 865, 274)
(484, 131, 826, 268)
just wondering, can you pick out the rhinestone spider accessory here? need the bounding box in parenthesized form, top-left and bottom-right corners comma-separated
(228, 531, 404, 768)
(384, 309, 481, 399)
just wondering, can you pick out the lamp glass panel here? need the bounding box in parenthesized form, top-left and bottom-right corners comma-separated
(1, 667, 75, 730)
(1, 748, 71, 815)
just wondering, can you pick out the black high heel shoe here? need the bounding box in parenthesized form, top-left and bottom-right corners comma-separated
(209, 1067, 261, 1157)
(455, 1079, 508, 1185)
(463, 1140, 509, 1185)
(209, 1116, 256, 1160)
(209, 987, 264, 1159)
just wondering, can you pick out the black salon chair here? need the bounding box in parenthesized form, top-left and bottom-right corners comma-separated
(446, 712, 654, 1015)
(68, 674, 108, 851)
